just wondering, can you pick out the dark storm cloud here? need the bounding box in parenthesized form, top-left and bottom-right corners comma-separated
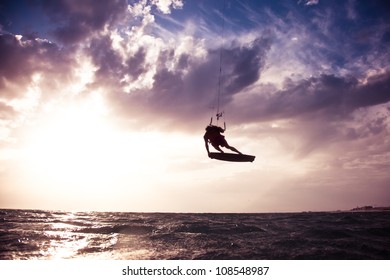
(0, 34, 32, 92)
(87, 34, 148, 85)
(0, 33, 72, 97)
(230, 71, 390, 125)
(87, 35, 124, 79)
(221, 37, 271, 97)
(37, 0, 127, 45)
(0, 0, 127, 45)
(294, 72, 390, 113)
(126, 48, 147, 78)
(351, 73, 390, 109)
(151, 48, 217, 109)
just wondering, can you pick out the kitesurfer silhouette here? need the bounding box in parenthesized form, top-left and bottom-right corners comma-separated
(203, 125, 242, 156)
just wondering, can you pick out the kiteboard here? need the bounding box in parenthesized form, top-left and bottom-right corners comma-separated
(209, 152, 255, 162)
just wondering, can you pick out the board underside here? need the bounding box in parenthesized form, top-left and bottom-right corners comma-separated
(209, 152, 255, 162)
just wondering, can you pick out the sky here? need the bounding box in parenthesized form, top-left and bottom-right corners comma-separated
(0, 0, 389, 213)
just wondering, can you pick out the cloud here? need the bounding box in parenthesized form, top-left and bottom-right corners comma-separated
(93, 34, 273, 131)
(0, 102, 15, 119)
(351, 72, 390, 108)
(70, 0, 390, 145)
(37, 0, 128, 45)
(301, 0, 320, 6)
(2, 0, 390, 136)
(152, 0, 183, 14)
(220, 37, 271, 97)
(224, 69, 390, 159)
(0, 33, 73, 98)
(53, 0, 266, 130)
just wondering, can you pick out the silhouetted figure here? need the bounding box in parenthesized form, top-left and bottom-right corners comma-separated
(204, 125, 242, 156)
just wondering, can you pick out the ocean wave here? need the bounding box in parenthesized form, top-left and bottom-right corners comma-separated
(74, 224, 154, 235)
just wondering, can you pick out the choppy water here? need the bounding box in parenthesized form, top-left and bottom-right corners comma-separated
(0, 209, 389, 260)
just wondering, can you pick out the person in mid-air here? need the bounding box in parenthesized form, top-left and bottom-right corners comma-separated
(204, 125, 242, 156)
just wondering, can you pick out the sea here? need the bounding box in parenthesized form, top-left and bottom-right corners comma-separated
(0, 209, 389, 260)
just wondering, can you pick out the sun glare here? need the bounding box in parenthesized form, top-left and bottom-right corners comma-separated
(14, 91, 192, 211)
(18, 95, 160, 195)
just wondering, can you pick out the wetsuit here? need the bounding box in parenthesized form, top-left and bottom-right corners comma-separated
(204, 125, 227, 147)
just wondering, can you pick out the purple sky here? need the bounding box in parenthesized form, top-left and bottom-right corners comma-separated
(0, 0, 389, 212)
